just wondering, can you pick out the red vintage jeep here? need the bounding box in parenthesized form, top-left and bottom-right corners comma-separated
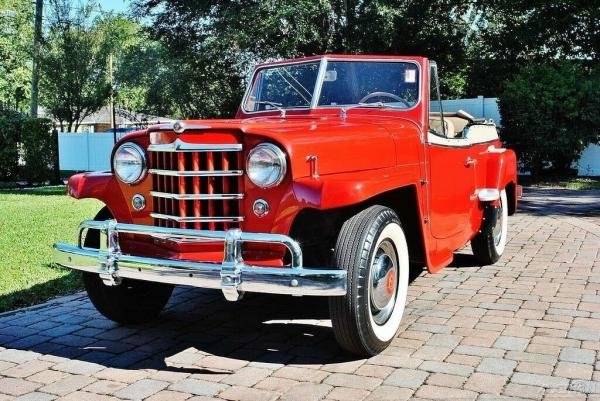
(55, 55, 518, 356)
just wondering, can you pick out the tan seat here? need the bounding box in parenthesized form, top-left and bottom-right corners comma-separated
(445, 117, 468, 135)
(429, 117, 457, 138)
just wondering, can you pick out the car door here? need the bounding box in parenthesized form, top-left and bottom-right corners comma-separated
(427, 135, 477, 240)
(426, 62, 477, 241)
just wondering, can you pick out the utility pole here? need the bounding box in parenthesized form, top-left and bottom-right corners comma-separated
(30, 0, 43, 117)
(108, 53, 117, 144)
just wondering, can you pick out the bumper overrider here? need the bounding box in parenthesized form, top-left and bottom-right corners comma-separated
(53, 220, 347, 301)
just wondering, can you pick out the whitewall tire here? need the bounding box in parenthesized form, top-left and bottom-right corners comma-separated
(329, 205, 409, 356)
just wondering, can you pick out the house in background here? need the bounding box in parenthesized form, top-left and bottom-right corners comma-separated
(40, 106, 175, 133)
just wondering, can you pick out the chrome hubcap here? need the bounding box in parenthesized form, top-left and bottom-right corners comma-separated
(492, 200, 504, 247)
(370, 240, 398, 325)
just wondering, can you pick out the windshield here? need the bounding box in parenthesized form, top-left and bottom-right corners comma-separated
(243, 62, 320, 112)
(243, 59, 420, 113)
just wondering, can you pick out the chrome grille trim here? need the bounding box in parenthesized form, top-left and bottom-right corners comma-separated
(151, 191, 244, 200)
(151, 213, 244, 223)
(149, 168, 243, 177)
(148, 140, 243, 153)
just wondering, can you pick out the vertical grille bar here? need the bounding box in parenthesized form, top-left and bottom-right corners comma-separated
(192, 152, 201, 230)
(177, 152, 187, 229)
(222, 153, 230, 230)
(206, 152, 216, 231)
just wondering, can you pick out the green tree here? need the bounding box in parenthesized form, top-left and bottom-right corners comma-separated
(0, 0, 33, 110)
(498, 62, 600, 176)
(132, 0, 477, 116)
(39, 0, 111, 132)
(465, 0, 599, 97)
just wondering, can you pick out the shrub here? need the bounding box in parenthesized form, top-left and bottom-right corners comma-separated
(498, 62, 600, 176)
(0, 109, 23, 181)
(21, 118, 56, 183)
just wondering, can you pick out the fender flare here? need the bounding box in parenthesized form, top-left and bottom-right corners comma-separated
(67, 172, 131, 221)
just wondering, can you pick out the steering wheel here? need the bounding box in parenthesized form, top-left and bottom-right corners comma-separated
(359, 91, 411, 107)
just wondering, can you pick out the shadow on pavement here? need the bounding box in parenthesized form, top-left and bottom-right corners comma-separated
(0, 288, 362, 374)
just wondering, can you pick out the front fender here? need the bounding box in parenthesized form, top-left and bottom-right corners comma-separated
(67, 172, 131, 221)
(293, 166, 421, 210)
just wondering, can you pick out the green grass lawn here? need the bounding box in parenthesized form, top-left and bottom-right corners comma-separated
(0, 186, 101, 313)
(519, 176, 600, 190)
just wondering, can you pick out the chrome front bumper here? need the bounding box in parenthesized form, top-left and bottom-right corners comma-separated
(53, 220, 347, 301)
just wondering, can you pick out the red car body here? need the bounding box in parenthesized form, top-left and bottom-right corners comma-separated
(55, 55, 518, 355)
(65, 55, 517, 272)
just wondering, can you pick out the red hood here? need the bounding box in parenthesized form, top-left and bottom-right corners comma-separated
(147, 113, 422, 178)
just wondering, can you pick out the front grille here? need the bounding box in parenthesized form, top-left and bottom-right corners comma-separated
(148, 139, 244, 230)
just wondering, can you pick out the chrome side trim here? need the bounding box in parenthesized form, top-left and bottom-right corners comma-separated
(151, 213, 245, 223)
(150, 191, 244, 201)
(477, 188, 500, 201)
(148, 139, 243, 153)
(55, 220, 346, 300)
(149, 169, 243, 177)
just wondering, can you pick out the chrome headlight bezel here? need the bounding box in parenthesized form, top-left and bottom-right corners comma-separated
(112, 142, 147, 185)
(246, 143, 287, 188)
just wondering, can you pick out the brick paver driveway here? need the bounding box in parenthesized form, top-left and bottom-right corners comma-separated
(0, 188, 598, 401)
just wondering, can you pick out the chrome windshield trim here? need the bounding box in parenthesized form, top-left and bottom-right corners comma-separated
(310, 57, 328, 109)
(148, 139, 243, 153)
(150, 213, 245, 223)
(241, 56, 422, 116)
(150, 191, 244, 201)
(148, 169, 243, 177)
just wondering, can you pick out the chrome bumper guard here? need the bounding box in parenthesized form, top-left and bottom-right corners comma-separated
(53, 220, 347, 301)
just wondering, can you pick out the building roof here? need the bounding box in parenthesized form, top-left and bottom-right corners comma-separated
(39, 106, 175, 126)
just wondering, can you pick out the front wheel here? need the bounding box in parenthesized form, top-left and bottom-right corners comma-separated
(329, 205, 409, 356)
(471, 189, 508, 265)
(82, 207, 174, 324)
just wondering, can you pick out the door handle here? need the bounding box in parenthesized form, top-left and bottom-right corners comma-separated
(465, 157, 477, 167)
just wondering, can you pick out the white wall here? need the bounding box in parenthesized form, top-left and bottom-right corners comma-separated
(58, 132, 114, 171)
(439, 97, 598, 176)
(577, 144, 600, 176)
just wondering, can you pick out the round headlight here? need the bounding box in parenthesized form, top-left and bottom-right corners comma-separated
(113, 142, 146, 184)
(247, 143, 287, 188)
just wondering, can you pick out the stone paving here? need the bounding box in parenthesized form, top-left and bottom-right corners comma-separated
(0, 188, 599, 401)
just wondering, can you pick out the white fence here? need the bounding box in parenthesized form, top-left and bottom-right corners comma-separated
(436, 96, 598, 176)
(58, 132, 115, 171)
(58, 98, 598, 176)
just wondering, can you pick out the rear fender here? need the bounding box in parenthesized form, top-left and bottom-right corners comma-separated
(483, 148, 518, 208)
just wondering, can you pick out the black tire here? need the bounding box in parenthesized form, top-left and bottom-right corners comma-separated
(329, 205, 410, 356)
(82, 207, 174, 325)
(471, 189, 508, 265)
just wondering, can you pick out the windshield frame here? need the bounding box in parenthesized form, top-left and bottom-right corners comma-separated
(241, 56, 422, 115)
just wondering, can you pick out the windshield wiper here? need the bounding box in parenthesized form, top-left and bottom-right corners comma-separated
(275, 69, 312, 106)
(340, 102, 394, 118)
(255, 100, 287, 118)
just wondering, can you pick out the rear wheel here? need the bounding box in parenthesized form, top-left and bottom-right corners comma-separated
(471, 189, 508, 265)
(329, 206, 409, 356)
(82, 207, 174, 324)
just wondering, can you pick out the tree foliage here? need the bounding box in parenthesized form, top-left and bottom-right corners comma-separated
(498, 62, 600, 176)
(465, 0, 600, 96)
(39, 0, 111, 132)
(0, 109, 22, 180)
(0, 0, 33, 111)
(132, 0, 479, 117)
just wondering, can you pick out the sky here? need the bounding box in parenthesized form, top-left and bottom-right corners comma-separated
(97, 0, 129, 13)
